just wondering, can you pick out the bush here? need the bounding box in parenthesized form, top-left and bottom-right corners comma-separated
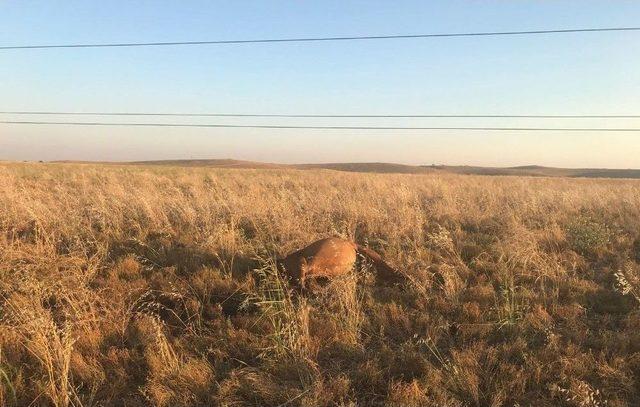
(566, 217, 611, 256)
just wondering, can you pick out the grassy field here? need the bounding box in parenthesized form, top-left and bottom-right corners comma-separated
(53, 159, 640, 179)
(1, 162, 640, 406)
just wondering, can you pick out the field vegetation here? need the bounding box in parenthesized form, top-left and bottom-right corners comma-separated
(1, 162, 640, 406)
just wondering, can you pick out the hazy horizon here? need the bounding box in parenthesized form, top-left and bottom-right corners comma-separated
(2, 1, 639, 168)
(4, 156, 640, 171)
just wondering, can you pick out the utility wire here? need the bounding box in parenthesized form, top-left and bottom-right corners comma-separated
(1, 111, 639, 118)
(1, 120, 638, 131)
(1, 27, 639, 50)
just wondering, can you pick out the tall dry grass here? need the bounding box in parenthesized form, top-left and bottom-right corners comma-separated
(1, 162, 640, 406)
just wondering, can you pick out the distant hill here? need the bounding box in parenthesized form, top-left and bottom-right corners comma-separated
(123, 160, 433, 174)
(49, 159, 640, 179)
(127, 159, 286, 169)
(294, 162, 435, 174)
(435, 165, 640, 179)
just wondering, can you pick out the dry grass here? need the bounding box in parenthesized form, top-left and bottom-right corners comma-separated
(1, 162, 640, 406)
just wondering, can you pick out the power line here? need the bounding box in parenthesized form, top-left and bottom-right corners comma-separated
(1, 111, 639, 118)
(1, 120, 638, 131)
(1, 27, 638, 50)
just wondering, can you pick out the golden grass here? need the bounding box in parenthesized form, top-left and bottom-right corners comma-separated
(1, 162, 640, 406)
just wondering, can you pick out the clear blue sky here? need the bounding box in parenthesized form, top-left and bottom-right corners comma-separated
(1, 1, 639, 167)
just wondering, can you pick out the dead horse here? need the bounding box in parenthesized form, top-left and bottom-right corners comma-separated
(277, 237, 402, 287)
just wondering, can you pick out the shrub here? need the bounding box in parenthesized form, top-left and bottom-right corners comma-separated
(566, 217, 611, 256)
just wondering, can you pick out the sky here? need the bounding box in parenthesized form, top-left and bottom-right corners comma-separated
(1, 1, 639, 168)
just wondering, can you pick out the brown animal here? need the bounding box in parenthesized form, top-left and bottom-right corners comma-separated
(277, 237, 402, 287)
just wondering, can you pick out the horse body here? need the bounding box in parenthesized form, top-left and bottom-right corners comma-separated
(277, 237, 401, 287)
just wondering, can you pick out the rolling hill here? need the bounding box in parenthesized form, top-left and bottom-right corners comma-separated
(49, 159, 640, 179)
